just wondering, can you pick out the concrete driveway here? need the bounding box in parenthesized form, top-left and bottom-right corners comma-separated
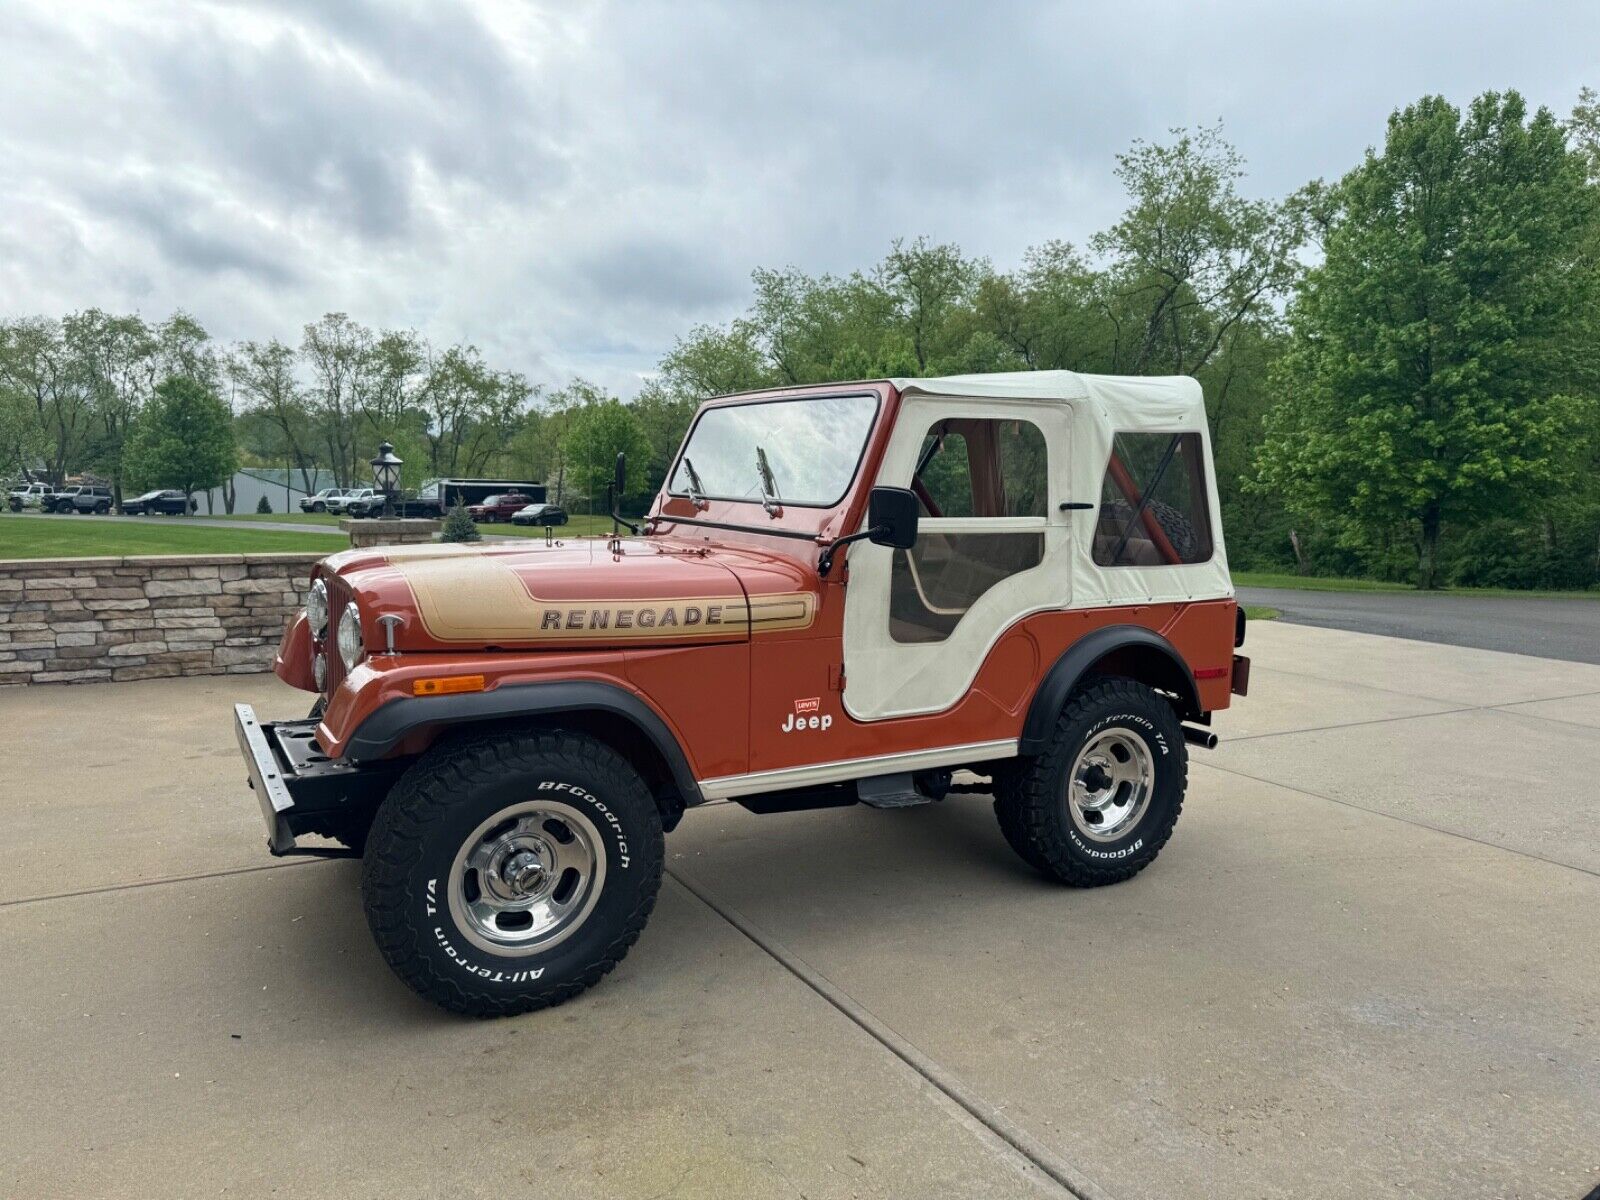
(2, 622, 1597, 1199)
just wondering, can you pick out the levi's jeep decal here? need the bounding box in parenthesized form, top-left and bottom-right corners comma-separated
(782, 697, 832, 733)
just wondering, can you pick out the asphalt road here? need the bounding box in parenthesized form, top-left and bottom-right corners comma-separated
(1239, 585, 1600, 665)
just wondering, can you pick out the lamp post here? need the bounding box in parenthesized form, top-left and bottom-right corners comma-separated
(370, 441, 402, 518)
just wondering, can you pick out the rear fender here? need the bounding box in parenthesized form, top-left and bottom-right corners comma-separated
(1020, 625, 1200, 753)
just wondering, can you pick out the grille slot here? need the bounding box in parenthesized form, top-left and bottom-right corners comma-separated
(321, 574, 353, 697)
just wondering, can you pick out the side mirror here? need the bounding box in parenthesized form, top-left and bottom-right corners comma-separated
(867, 486, 919, 550)
(614, 452, 627, 499)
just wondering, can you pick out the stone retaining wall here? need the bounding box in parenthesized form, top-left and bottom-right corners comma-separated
(0, 553, 320, 686)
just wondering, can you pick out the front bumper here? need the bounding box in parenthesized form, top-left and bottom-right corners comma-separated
(233, 703, 408, 856)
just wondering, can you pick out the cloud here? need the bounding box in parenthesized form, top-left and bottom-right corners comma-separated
(1, 0, 1596, 397)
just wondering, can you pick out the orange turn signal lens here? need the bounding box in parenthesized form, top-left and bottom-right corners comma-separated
(412, 674, 486, 697)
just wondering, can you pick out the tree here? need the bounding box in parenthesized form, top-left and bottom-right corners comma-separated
(301, 313, 375, 486)
(1091, 123, 1304, 377)
(1256, 91, 1600, 587)
(560, 395, 652, 511)
(0, 378, 44, 481)
(231, 339, 318, 493)
(69, 310, 158, 507)
(125, 376, 238, 503)
(441, 503, 481, 542)
(416, 345, 530, 477)
(256, 493, 273, 514)
(0, 317, 93, 484)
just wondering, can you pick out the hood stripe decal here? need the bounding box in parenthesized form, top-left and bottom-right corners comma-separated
(390, 556, 815, 643)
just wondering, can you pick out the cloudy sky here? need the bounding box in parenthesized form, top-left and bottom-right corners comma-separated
(2, 0, 1595, 397)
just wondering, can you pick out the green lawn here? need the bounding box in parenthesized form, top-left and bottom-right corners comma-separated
(1242, 605, 1281, 621)
(485, 513, 626, 538)
(201, 512, 623, 536)
(0, 516, 346, 559)
(1233, 570, 1600, 601)
(194, 511, 344, 526)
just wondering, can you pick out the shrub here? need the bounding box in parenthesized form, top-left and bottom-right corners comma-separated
(441, 503, 481, 543)
(256, 494, 272, 514)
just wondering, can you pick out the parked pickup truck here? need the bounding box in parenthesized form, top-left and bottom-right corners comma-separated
(234, 370, 1249, 1017)
(325, 488, 374, 515)
(300, 488, 349, 514)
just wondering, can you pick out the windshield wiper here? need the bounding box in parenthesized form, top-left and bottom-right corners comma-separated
(681, 457, 709, 510)
(755, 446, 782, 516)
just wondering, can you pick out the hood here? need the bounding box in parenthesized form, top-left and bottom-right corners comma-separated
(321, 537, 816, 652)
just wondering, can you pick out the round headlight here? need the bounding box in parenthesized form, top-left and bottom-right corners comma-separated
(337, 603, 364, 671)
(305, 579, 329, 637)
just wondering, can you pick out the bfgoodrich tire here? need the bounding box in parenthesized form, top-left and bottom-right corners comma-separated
(994, 678, 1186, 886)
(361, 728, 664, 1017)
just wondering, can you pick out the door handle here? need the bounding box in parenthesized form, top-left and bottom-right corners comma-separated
(1058, 502, 1095, 511)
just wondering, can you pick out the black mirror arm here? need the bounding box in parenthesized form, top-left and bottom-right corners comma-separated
(818, 527, 882, 578)
(607, 482, 641, 536)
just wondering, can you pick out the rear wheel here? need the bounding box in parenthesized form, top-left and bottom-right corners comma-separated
(362, 728, 664, 1017)
(993, 678, 1186, 885)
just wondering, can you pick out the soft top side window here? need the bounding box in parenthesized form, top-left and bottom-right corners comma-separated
(1093, 432, 1213, 567)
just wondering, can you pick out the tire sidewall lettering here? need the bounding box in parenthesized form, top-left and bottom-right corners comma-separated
(1060, 701, 1178, 859)
(416, 775, 637, 984)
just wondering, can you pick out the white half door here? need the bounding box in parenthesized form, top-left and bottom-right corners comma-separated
(842, 396, 1075, 722)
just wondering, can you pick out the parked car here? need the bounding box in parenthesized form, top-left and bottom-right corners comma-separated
(299, 487, 349, 514)
(7, 482, 54, 511)
(235, 369, 1250, 1018)
(325, 488, 374, 515)
(510, 503, 568, 526)
(70, 485, 116, 514)
(40, 486, 80, 513)
(122, 489, 196, 516)
(46, 485, 114, 513)
(466, 492, 534, 523)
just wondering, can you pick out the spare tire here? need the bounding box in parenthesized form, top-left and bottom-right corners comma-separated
(1098, 499, 1199, 561)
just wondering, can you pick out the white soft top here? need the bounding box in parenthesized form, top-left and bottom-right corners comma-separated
(891, 369, 1206, 429)
(885, 370, 1231, 608)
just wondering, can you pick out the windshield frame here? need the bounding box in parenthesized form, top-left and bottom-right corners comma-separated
(665, 390, 881, 511)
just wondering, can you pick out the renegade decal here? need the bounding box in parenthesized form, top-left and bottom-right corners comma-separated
(389, 557, 816, 642)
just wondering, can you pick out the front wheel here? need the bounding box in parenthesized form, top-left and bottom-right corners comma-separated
(993, 678, 1186, 886)
(362, 728, 664, 1017)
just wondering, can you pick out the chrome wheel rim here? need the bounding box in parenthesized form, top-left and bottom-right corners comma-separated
(1067, 727, 1154, 842)
(448, 801, 606, 956)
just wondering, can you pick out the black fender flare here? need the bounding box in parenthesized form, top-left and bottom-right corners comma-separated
(344, 680, 704, 809)
(1019, 625, 1200, 755)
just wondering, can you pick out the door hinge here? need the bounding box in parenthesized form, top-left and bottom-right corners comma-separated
(829, 664, 845, 691)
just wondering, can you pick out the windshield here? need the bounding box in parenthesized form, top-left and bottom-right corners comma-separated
(669, 394, 878, 508)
